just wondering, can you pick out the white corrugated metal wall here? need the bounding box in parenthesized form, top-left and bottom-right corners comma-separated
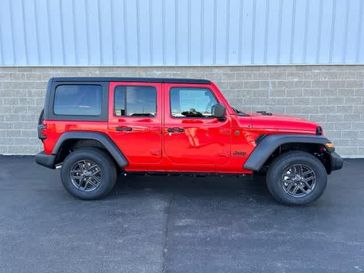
(0, 0, 363, 66)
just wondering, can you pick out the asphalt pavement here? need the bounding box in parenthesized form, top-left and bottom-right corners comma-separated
(0, 156, 363, 273)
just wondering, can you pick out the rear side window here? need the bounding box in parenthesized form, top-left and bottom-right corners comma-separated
(54, 85, 102, 116)
(114, 86, 157, 117)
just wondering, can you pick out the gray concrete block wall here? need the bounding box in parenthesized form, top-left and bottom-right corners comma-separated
(0, 66, 363, 157)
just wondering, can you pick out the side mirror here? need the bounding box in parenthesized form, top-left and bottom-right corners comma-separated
(211, 103, 226, 120)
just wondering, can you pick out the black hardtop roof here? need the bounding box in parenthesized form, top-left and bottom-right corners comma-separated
(51, 77, 211, 84)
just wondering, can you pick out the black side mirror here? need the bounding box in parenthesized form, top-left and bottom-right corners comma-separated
(211, 103, 226, 120)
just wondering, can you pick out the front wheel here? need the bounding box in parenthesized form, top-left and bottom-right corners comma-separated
(61, 148, 117, 200)
(266, 151, 327, 206)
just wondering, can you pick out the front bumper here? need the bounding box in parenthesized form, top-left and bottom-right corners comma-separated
(35, 152, 56, 169)
(329, 151, 344, 171)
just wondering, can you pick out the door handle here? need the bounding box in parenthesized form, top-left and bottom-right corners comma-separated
(115, 126, 132, 132)
(167, 127, 184, 133)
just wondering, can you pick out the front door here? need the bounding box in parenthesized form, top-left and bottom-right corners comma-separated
(163, 84, 231, 172)
(108, 82, 162, 170)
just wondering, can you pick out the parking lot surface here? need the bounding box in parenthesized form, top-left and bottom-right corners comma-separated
(0, 156, 363, 273)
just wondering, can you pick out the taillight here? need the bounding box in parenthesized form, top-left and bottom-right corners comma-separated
(37, 109, 47, 140)
(37, 124, 47, 140)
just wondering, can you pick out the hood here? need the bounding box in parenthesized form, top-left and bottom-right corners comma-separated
(239, 111, 319, 134)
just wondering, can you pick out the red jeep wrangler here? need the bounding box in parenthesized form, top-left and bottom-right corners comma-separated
(36, 77, 343, 205)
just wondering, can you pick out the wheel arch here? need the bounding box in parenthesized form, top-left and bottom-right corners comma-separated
(53, 132, 128, 168)
(244, 134, 332, 173)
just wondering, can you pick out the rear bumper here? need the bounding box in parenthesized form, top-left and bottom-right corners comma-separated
(35, 152, 56, 169)
(330, 151, 344, 171)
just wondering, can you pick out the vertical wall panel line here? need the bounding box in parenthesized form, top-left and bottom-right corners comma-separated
(46, 0, 53, 65)
(225, 0, 230, 64)
(188, 0, 191, 65)
(59, 0, 66, 65)
(97, 0, 103, 65)
(356, 0, 363, 62)
(110, 0, 115, 65)
(21, 0, 29, 65)
(250, 0, 256, 64)
(136, 0, 141, 65)
(251, 0, 256, 64)
(33, 0, 41, 64)
(200, 0, 204, 64)
(85, 0, 91, 65)
(0, 23, 3, 64)
(289, 0, 296, 63)
(303, 0, 309, 63)
(212, 0, 217, 64)
(263, 0, 269, 64)
(8, 0, 15, 65)
(146, 0, 152, 65)
(162, 0, 166, 65)
(149, 0, 154, 65)
(174, 0, 178, 64)
(342, 0, 349, 63)
(316, 0, 323, 63)
(329, 0, 336, 63)
(238, 0, 243, 63)
(122, 0, 128, 65)
(277, 0, 283, 64)
(71, 0, 78, 64)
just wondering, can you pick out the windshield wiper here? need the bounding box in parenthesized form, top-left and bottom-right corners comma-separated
(233, 107, 249, 116)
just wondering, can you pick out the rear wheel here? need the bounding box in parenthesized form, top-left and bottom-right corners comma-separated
(266, 151, 327, 205)
(61, 148, 117, 200)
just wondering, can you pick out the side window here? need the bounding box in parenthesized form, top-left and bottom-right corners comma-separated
(114, 86, 157, 117)
(170, 88, 218, 118)
(54, 85, 102, 116)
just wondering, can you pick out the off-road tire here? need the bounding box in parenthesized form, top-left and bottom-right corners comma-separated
(266, 151, 327, 206)
(61, 148, 117, 200)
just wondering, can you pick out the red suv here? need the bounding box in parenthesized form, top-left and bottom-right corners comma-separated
(36, 77, 343, 205)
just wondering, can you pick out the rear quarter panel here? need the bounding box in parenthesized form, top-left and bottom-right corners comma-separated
(42, 121, 109, 154)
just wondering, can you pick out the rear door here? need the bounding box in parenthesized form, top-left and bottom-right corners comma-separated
(108, 82, 162, 169)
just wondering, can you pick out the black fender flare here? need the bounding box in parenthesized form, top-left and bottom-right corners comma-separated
(53, 132, 128, 168)
(244, 134, 330, 171)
